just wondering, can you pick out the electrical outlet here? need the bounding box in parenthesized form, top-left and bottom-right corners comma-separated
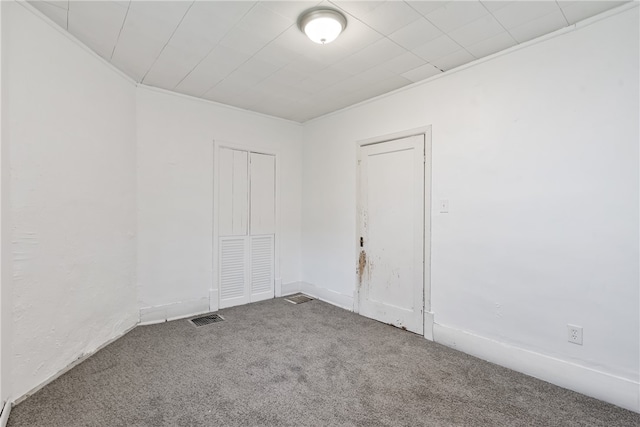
(567, 324, 583, 345)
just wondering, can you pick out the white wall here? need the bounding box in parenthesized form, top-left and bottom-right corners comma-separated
(0, 0, 636, 415)
(136, 87, 303, 322)
(301, 6, 639, 411)
(4, 2, 138, 400)
(0, 0, 5, 406)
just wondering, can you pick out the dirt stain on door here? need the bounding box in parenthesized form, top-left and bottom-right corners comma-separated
(358, 250, 367, 285)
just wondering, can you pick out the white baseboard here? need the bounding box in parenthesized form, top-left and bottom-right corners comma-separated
(300, 281, 354, 311)
(281, 281, 302, 296)
(12, 322, 138, 406)
(433, 323, 640, 413)
(424, 311, 434, 341)
(0, 401, 11, 427)
(139, 297, 210, 325)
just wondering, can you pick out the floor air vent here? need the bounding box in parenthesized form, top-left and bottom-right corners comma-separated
(285, 294, 314, 304)
(190, 314, 225, 327)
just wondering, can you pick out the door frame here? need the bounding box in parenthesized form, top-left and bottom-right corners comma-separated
(354, 126, 433, 340)
(211, 139, 281, 312)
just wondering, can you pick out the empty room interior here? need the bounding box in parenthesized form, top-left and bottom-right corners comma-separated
(0, 0, 639, 425)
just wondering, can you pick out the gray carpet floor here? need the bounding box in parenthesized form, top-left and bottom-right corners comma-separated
(8, 297, 640, 427)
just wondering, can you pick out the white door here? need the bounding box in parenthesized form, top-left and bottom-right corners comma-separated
(357, 135, 425, 334)
(247, 152, 275, 304)
(218, 148, 275, 309)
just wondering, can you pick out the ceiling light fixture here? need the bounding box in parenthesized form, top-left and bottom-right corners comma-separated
(298, 8, 347, 45)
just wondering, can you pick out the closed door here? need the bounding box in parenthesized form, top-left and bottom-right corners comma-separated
(357, 135, 425, 334)
(218, 148, 275, 309)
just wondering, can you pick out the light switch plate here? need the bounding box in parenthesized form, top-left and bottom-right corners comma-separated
(440, 200, 449, 213)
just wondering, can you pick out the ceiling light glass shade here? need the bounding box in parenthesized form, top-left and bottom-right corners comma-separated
(298, 9, 347, 45)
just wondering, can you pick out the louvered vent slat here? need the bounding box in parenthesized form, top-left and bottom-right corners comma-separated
(251, 236, 274, 295)
(220, 238, 245, 299)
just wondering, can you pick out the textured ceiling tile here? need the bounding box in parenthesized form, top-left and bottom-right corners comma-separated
(301, 66, 352, 89)
(200, 1, 257, 23)
(234, 57, 282, 81)
(267, 25, 311, 55)
(401, 63, 442, 82)
(219, 26, 272, 57)
(558, 1, 627, 25)
(236, 3, 294, 41)
(286, 56, 327, 75)
(491, 1, 560, 29)
(328, 75, 370, 95)
(142, 44, 203, 90)
(253, 96, 301, 119)
(330, 16, 384, 53)
(425, 0, 488, 32)
(262, 1, 323, 22)
(356, 65, 396, 84)
(111, 31, 168, 81)
(203, 79, 249, 106)
(126, 1, 193, 26)
(412, 34, 461, 62)
(333, 37, 405, 74)
(174, 45, 251, 97)
(266, 65, 313, 86)
(354, 74, 412, 97)
(43, 0, 68, 10)
(480, 1, 513, 13)
(28, 1, 68, 29)
(465, 31, 517, 58)
(430, 49, 476, 71)
(448, 14, 505, 47)
(253, 42, 303, 68)
(27, 0, 621, 122)
(406, 1, 449, 17)
(509, 10, 567, 43)
(358, 1, 422, 35)
(388, 18, 443, 50)
(380, 52, 427, 74)
(301, 44, 352, 67)
(173, 2, 239, 46)
(111, 4, 191, 81)
(330, 1, 385, 17)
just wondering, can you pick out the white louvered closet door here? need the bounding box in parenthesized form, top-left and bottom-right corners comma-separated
(219, 148, 275, 309)
(250, 235, 274, 301)
(219, 237, 249, 307)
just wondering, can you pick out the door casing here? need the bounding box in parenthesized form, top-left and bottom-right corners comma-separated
(212, 140, 281, 313)
(355, 126, 433, 339)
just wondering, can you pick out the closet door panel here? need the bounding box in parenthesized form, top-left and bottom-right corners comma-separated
(249, 153, 275, 235)
(232, 150, 249, 235)
(219, 237, 249, 308)
(250, 235, 274, 302)
(219, 148, 248, 236)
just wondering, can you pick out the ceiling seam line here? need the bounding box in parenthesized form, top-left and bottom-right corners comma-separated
(173, 1, 260, 91)
(325, 1, 426, 77)
(402, 2, 471, 69)
(478, 1, 518, 44)
(555, 1, 571, 26)
(329, 2, 440, 80)
(42, 0, 67, 11)
(110, 0, 131, 61)
(199, 21, 295, 99)
(140, 0, 196, 83)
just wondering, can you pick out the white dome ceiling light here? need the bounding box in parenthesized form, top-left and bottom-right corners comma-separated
(298, 8, 347, 45)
